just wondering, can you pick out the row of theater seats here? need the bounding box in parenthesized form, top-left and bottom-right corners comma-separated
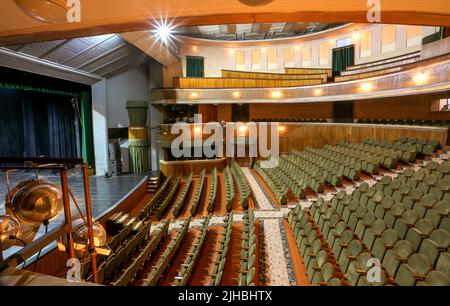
(364, 138, 441, 157)
(335, 51, 420, 82)
(110, 220, 167, 286)
(239, 210, 257, 286)
(287, 159, 450, 286)
(231, 161, 252, 210)
(140, 218, 191, 286)
(190, 169, 206, 215)
(223, 166, 235, 211)
(172, 173, 193, 218)
(209, 212, 234, 286)
(207, 168, 218, 213)
(85, 215, 165, 284)
(173, 216, 211, 285)
(174, 77, 323, 89)
(141, 164, 252, 220)
(357, 119, 450, 127)
(254, 138, 440, 205)
(138, 176, 172, 219)
(155, 176, 181, 220)
(173, 68, 332, 89)
(221, 69, 328, 82)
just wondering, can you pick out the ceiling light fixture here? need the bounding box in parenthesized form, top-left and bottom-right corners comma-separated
(314, 89, 322, 96)
(271, 91, 282, 99)
(13, 0, 69, 23)
(413, 72, 428, 85)
(238, 0, 274, 6)
(232, 91, 241, 99)
(360, 82, 372, 92)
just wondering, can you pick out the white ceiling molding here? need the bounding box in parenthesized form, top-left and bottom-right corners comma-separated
(0, 47, 103, 85)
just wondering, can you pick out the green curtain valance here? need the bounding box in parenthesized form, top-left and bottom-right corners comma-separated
(0, 82, 79, 97)
(126, 100, 148, 126)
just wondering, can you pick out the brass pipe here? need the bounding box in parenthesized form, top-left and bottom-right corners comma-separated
(82, 164, 99, 284)
(60, 168, 76, 260)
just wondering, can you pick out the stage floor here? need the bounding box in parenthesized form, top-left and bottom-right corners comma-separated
(0, 171, 148, 260)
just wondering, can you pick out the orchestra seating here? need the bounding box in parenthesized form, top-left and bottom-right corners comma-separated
(357, 119, 450, 127)
(287, 159, 450, 286)
(209, 212, 234, 286)
(255, 138, 441, 204)
(239, 210, 257, 286)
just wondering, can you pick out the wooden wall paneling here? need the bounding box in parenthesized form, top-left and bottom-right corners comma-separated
(160, 158, 227, 177)
(249, 103, 333, 121)
(353, 93, 450, 120)
(217, 104, 232, 122)
(173, 77, 322, 88)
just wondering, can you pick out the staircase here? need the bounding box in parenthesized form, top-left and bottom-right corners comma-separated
(147, 176, 160, 193)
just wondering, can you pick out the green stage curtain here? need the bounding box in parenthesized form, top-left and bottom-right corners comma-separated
(80, 90, 95, 167)
(0, 82, 95, 169)
(422, 27, 444, 45)
(126, 100, 148, 125)
(332, 45, 355, 76)
(186, 56, 204, 77)
(129, 139, 149, 174)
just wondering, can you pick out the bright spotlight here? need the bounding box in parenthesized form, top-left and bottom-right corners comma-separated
(152, 20, 175, 45)
(314, 89, 322, 96)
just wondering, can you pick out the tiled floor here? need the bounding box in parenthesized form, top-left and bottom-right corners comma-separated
(242, 168, 274, 210)
(241, 167, 296, 285)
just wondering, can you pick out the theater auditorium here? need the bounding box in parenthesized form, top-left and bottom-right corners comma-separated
(0, 0, 450, 287)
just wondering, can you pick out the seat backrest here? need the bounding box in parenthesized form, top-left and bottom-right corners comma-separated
(371, 219, 387, 235)
(408, 253, 432, 275)
(429, 229, 450, 248)
(393, 240, 414, 259)
(415, 218, 435, 236)
(422, 270, 450, 285)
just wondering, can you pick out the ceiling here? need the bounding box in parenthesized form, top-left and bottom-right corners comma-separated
(2, 34, 151, 79)
(1, 0, 450, 46)
(175, 22, 346, 41)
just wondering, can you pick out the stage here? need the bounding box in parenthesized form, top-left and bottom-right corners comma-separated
(0, 171, 148, 260)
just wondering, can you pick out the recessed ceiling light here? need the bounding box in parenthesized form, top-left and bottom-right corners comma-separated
(271, 91, 282, 98)
(238, 0, 274, 7)
(413, 72, 428, 85)
(360, 83, 372, 92)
